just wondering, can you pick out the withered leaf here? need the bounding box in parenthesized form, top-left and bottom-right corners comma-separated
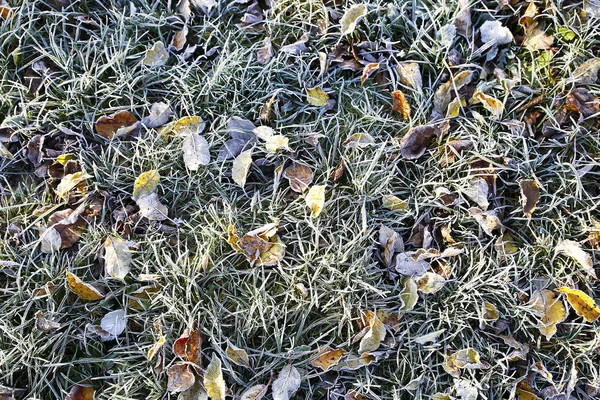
(104, 236, 132, 279)
(232, 149, 253, 187)
(392, 90, 410, 119)
(306, 86, 329, 106)
(241, 384, 269, 400)
(226, 342, 250, 368)
(472, 91, 503, 120)
(42, 206, 87, 252)
(343, 133, 375, 148)
(357, 311, 386, 354)
(65, 385, 95, 400)
(330, 161, 345, 182)
(283, 163, 313, 193)
(396, 62, 422, 93)
(565, 88, 600, 119)
(416, 272, 446, 294)
(360, 63, 379, 85)
(170, 25, 188, 51)
(27, 135, 44, 167)
(257, 37, 274, 64)
(570, 57, 600, 84)
(433, 71, 472, 115)
(400, 121, 449, 159)
(340, 3, 368, 36)
(555, 240, 596, 278)
(469, 207, 501, 236)
(217, 138, 249, 162)
(530, 289, 566, 340)
(140, 102, 172, 129)
(519, 2, 554, 51)
(311, 347, 346, 371)
(306, 185, 326, 217)
(443, 348, 486, 378)
(167, 363, 195, 393)
(272, 364, 301, 400)
(66, 271, 104, 301)
(204, 356, 226, 400)
(556, 287, 600, 322)
(95, 110, 138, 139)
(143, 41, 169, 66)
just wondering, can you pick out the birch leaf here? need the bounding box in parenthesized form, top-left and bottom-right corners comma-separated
(232, 149, 253, 187)
(204, 356, 226, 400)
(306, 185, 326, 217)
(283, 163, 313, 193)
(226, 342, 250, 368)
(147, 336, 166, 360)
(136, 192, 169, 221)
(306, 86, 329, 106)
(416, 272, 446, 294)
(530, 289, 566, 340)
(358, 312, 386, 354)
(311, 347, 347, 371)
(472, 91, 503, 120)
(168, 363, 196, 393)
(183, 132, 211, 170)
(104, 236, 132, 279)
(555, 240, 596, 278)
(133, 170, 160, 201)
(557, 287, 600, 322)
(66, 271, 104, 301)
(272, 364, 301, 400)
(56, 172, 92, 200)
(340, 4, 367, 36)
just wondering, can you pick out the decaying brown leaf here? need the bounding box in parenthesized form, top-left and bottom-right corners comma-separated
(570, 57, 600, 84)
(41, 206, 87, 253)
(520, 179, 540, 218)
(399, 121, 449, 159)
(311, 347, 347, 371)
(361, 63, 379, 85)
(392, 90, 410, 119)
(588, 220, 600, 249)
(227, 222, 285, 265)
(95, 110, 138, 139)
(564, 88, 600, 120)
(440, 139, 472, 166)
(331, 161, 345, 182)
(283, 163, 313, 193)
(170, 25, 188, 51)
(65, 385, 95, 400)
(167, 363, 195, 393)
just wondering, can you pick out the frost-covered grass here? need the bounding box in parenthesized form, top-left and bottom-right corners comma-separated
(1, 0, 600, 399)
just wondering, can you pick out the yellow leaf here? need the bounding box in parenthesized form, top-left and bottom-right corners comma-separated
(358, 312, 386, 354)
(311, 347, 347, 371)
(400, 277, 419, 311)
(132, 170, 160, 201)
(382, 195, 407, 211)
(147, 336, 166, 360)
(473, 91, 503, 120)
(416, 272, 446, 294)
(516, 381, 541, 400)
(392, 90, 410, 119)
(306, 185, 326, 217)
(446, 97, 466, 118)
(56, 172, 92, 200)
(482, 301, 499, 322)
(232, 149, 252, 187)
(226, 342, 250, 368)
(172, 116, 205, 135)
(556, 287, 600, 322)
(204, 356, 226, 400)
(361, 63, 379, 85)
(143, 41, 169, 66)
(264, 135, 290, 153)
(306, 86, 329, 106)
(340, 3, 368, 35)
(443, 348, 485, 378)
(66, 271, 104, 301)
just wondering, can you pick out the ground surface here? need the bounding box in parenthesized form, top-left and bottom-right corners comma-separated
(1, 0, 600, 399)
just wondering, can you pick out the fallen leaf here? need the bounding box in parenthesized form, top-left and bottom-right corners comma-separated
(167, 363, 196, 393)
(413, 329, 445, 345)
(272, 364, 301, 400)
(482, 301, 499, 323)
(331, 161, 345, 182)
(343, 133, 375, 148)
(65, 385, 95, 400)
(379, 225, 404, 267)
(170, 25, 189, 51)
(186, 329, 204, 365)
(56, 172, 92, 201)
(570, 58, 600, 84)
(433, 71, 473, 115)
(472, 91, 503, 120)
(401, 277, 419, 310)
(95, 110, 138, 139)
(217, 138, 249, 161)
(455, 0, 472, 37)
(228, 222, 285, 266)
(183, 131, 211, 170)
(396, 62, 423, 93)
(306, 86, 329, 106)
(136, 192, 169, 221)
(66, 271, 104, 301)
(178, 382, 209, 400)
(128, 285, 160, 310)
(361, 63, 379, 85)
(479, 20, 514, 46)
(565, 87, 600, 119)
(463, 177, 489, 210)
(334, 353, 377, 370)
(147, 336, 166, 360)
(515, 381, 541, 400)
(228, 116, 256, 142)
(588, 220, 600, 249)
(382, 195, 407, 211)
(345, 390, 368, 400)
(132, 170, 160, 201)
(555, 240, 596, 278)
(204, 356, 226, 400)
(557, 287, 600, 322)
(530, 289, 566, 340)
(311, 347, 346, 371)
(26, 135, 44, 167)
(100, 309, 127, 339)
(104, 236, 132, 279)
(519, 2, 554, 51)
(416, 272, 446, 294)
(257, 37, 274, 64)
(226, 342, 250, 368)
(35, 312, 61, 333)
(264, 135, 290, 152)
(280, 33, 309, 55)
(306, 185, 326, 217)
(140, 102, 172, 128)
(392, 90, 410, 119)
(241, 384, 269, 400)
(283, 163, 313, 193)
(143, 41, 169, 66)
(400, 121, 449, 159)
(358, 312, 386, 354)
(469, 207, 501, 236)
(446, 97, 466, 119)
(520, 180, 540, 218)
(395, 252, 430, 276)
(0, 0, 13, 20)
(259, 95, 277, 122)
(443, 348, 485, 378)
(41, 207, 87, 252)
(340, 3, 368, 36)
(232, 149, 253, 187)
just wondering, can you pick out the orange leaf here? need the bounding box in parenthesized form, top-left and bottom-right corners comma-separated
(392, 90, 410, 119)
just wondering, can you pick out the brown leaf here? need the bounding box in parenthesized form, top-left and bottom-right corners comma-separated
(330, 161, 345, 182)
(173, 329, 190, 358)
(360, 63, 379, 85)
(519, 179, 540, 218)
(167, 363, 196, 393)
(399, 121, 449, 159)
(433, 70, 473, 115)
(95, 110, 138, 139)
(565, 88, 600, 119)
(392, 90, 410, 119)
(170, 25, 189, 51)
(27, 135, 44, 167)
(519, 2, 554, 51)
(65, 385, 95, 400)
(283, 163, 313, 193)
(186, 329, 203, 365)
(440, 139, 472, 166)
(0, 0, 13, 20)
(257, 37, 274, 64)
(46, 207, 87, 249)
(311, 347, 347, 371)
(588, 220, 600, 249)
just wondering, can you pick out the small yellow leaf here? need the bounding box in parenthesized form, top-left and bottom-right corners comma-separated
(204, 356, 226, 400)
(416, 272, 446, 294)
(147, 336, 166, 360)
(482, 301, 499, 321)
(66, 271, 104, 301)
(443, 348, 485, 378)
(306, 185, 326, 217)
(264, 135, 290, 153)
(143, 41, 169, 66)
(400, 277, 419, 311)
(311, 347, 347, 371)
(392, 90, 411, 119)
(340, 3, 368, 36)
(306, 86, 329, 106)
(382, 195, 407, 211)
(56, 172, 92, 200)
(172, 116, 205, 135)
(133, 170, 160, 201)
(232, 149, 253, 187)
(358, 312, 386, 354)
(446, 97, 466, 118)
(473, 91, 503, 120)
(556, 287, 600, 322)
(226, 342, 250, 368)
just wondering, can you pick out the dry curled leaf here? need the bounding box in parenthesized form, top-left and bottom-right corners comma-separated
(340, 3, 367, 36)
(361, 63, 379, 85)
(66, 271, 104, 301)
(469, 207, 501, 236)
(443, 348, 485, 378)
(283, 163, 313, 193)
(400, 121, 449, 159)
(167, 363, 195, 393)
(555, 240, 596, 278)
(65, 385, 95, 400)
(416, 272, 446, 294)
(396, 62, 422, 93)
(146, 336, 166, 360)
(588, 220, 600, 249)
(41, 206, 87, 252)
(226, 342, 250, 368)
(306, 86, 329, 106)
(232, 149, 253, 187)
(557, 287, 600, 322)
(530, 289, 566, 340)
(520, 180, 540, 218)
(227, 222, 285, 266)
(204, 356, 226, 400)
(311, 347, 346, 371)
(472, 91, 503, 120)
(519, 2, 554, 51)
(358, 311, 386, 354)
(331, 161, 345, 182)
(95, 110, 138, 139)
(392, 90, 410, 119)
(306, 185, 326, 217)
